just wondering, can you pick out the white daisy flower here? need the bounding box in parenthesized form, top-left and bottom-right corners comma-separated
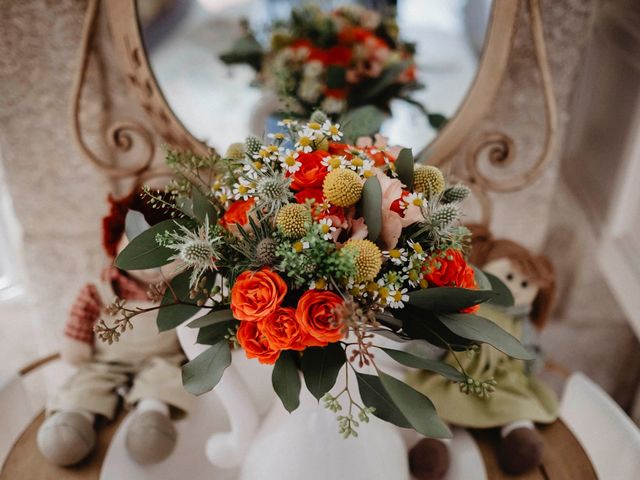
(383, 248, 408, 266)
(309, 277, 328, 290)
(389, 288, 409, 309)
(322, 155, 347, 171)
(317, 217, 337, 240)
(403, 192, 426, 209)
(232, 178, 254, 200)
(322, 120, 343, 141)
(295, 131, 315, 153)
(280, 149, 301, 173)
(293, 240, 310, 253)
(278, 118, 298, 128)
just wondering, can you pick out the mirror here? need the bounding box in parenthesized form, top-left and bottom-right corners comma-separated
(136, 0, 493, 154)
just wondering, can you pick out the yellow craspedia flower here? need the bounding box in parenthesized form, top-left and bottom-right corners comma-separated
(224, 142, 245, 161)
(276, 204, 311, 238)
(323, 168, 363, 207)
(414, 165, 445, 197)
(344, 239, 383, 283)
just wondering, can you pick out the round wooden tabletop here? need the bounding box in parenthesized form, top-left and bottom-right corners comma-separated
(1, 415, 597, 479)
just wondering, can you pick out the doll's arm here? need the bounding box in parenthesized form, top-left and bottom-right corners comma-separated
(60, 284, 101, 365)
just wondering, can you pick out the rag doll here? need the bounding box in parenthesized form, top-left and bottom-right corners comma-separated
(407, 225, 558, 479)
(37, 189, 193, 466)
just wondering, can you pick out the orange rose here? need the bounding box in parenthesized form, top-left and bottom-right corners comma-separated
(231, 268, 287, 321)
(236, 321, 280, 365)
(424, 249, 479, 313)
(296, 290, 344, 345)
(290, 151, 329, 191)
(220, 198, 255, 229)
(261, 307, 309, 351)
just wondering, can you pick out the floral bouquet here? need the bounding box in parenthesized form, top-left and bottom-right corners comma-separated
(104, 110, 530, 438)
(220, 4, 445, 130)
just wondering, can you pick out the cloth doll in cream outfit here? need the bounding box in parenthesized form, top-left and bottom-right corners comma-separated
(37, 190, 193, 466)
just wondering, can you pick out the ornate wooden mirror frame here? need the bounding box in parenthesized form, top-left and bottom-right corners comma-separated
(72, 0, 557, 225)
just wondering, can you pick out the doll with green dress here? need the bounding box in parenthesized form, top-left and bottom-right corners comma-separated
(407, 225, 559, 479)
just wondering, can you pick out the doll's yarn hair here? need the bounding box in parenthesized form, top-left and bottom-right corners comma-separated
(102, 188, 172, 258)
(466, 224, 556, 330)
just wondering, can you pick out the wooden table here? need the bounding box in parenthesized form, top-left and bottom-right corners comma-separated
(1, 415, 597, 479)
(472, 421, 598, 479)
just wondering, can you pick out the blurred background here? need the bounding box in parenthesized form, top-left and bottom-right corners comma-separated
(0, 0, 639, 433)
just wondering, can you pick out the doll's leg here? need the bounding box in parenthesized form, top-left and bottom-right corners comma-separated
(408, 434, 451, 480)
(38, 364, 125, 466)
(125, 358, 192, 465)
(497, 420, 544, 474)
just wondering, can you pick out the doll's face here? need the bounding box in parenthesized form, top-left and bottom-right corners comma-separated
(483, 258, 539, 308)
(115, 236, 181, 284)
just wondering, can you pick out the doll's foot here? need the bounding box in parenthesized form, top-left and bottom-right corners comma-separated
(498, 427, 544, 474)
(409, 438, 450, 480)
(126, 410, 177, 465)
(37, 411, 96, 466)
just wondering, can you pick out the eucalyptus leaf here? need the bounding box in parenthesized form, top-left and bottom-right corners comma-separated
(427, 113, 447, 130)
(356, 372, 411, 428)
(394, 148, 414, 190)
(124, 210, 150, 241)
(272, 351, 302, 412)
(340, 106, 386, 143)
(377, 370, 451, 438)
(114, 219, 187, 270)
(157, 271, 207, 332)
(471, 265, 492, 291)
(396, 305, 472, 351)
(192, 188, 217, 224)
(485, 272, 515, 307)
(407, 287, 496, 312)
(362, 175, 382, 242)
(187, 309, 235, 328)
(197, 320, 237, 345)
(437, 313, 532, 360)
(182, 341, 231, 395)
(301, 343, 346, 400)
(380, 348, 465, 382)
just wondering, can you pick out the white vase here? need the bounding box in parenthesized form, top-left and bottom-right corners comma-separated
(178, 325, 410, 479)
(240, 365, 409, 480)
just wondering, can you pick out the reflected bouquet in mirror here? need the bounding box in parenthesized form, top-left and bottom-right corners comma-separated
(220, 4, 444, 129)
(105, 110, 530, 438)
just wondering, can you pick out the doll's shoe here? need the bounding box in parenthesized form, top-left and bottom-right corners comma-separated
(125, 410, 177, 465)
(498, 427, 544, 474)
(37, 411, 96, 466)
(409, 438, 450, 480)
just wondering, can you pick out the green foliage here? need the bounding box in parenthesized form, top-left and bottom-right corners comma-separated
(407, 287, 496, 312)
(301, 343, 346, 400)
(272, 351, 302, 412)
(376, 370, 451, 438)
(192, 188, 218, 224)
(394, 148, 414, 190)
(187, 308, 236, 329)
(340, 106, 386, 143)
(356, 373, 411, 428)
(219, 34, 264, 71)
(182, 341, 232, 395)
(157, 272, 212, 332)
(326, 65, 347, 89)
(114, 219, 189, 270)
(380, 348, 465, 382)
(436, 313, 532, 360)
(427, 113, 447, 130)
(197, 321, 238, 345)
(275, 227, 356, 287)
(361, 175, 382, 242)
(485, 272, 515, 307)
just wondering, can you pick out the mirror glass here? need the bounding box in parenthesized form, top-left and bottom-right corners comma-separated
(138, 0, 492, 153)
